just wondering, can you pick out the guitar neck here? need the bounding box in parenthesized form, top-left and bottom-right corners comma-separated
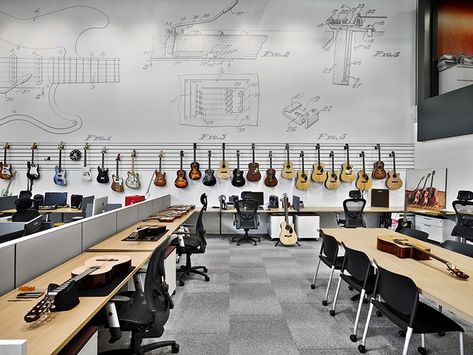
(83, 149, 87, 167)
(222, 144, 226, 162)
(284, 196, 289, 223)
(301, 153, 305, 172)
(159, 155, 162, 173)
(237, 152, 240, 170)
(193, 144, 197, 162)
(131, 155, 135, 174)
(346, 145, 350, 166)
(331, 154, 334, 174)
(405, 242, 449, 265)
(48, 57, 120, 84)
(101, 153, 105, 168)
(252, 145, 255, 164)
(392, 152, 396, 174)
(269, 153, 273, 169)
(377, 144, 381, 161)
(58, 148, 62, 170)
(208, 151, 211, 168)
(3, 147, 6, 165)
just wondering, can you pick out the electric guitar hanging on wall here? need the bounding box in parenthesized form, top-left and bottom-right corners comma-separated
(53, 143, 67, 186)
(81, 143, 92, 181)
(0, 143, 13, 180)
(281, 143, 295, 179)
(111, 154, 125, 193)
(385, 151, 403, 190)
(154, 151, 167, 187)
(372, 143, 387, 180)
(97, 147, 109, 184)
(295, 151, 311, 190)
(278, 193, 298, 246)
(247, 143, 261, 182)
(231, 150, 246, 187)
(324, 151, 341, 190)
(217, 143, 231, 179)
(264, 151, 278, 187)
(311, 143, 327, 183)
(125, 149, 141, 189)
(203, 150, 217, 186)
(26, 143, 40, 180)
(189, 143, 202, 181)
(175, 150, 188, 188)
(340, 143, 355, 183)
(355, 151, 372, 191)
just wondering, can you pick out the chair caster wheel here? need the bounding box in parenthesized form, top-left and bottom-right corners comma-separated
(310, 284, 315, 289)
(180, 265, 186, 270)
(179, 281, 185, 287)
(350, 334, 357, 342)
(358, 345, 366, 353)
(417, 346, 426, 355)
(203, 267, 208, 273)
(171, 344, 180, 353)
(322, 300, 328, 306)
(399, 330, 406, 337)
(376, 311, 382, 317)
(329, 310, 335, 317)
(363, 298, 368, 304)
(205, 276, 210, 282)
(438, 332, 445, 337)
(348, 285, 354, 291)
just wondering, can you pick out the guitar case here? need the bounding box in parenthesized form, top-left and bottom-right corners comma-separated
(48, 280, 80, 312)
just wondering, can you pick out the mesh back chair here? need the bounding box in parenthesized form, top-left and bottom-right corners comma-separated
(398, 227, 429, 242)
(329, 243, 376, 342)
(337, 193, 366, 228)
(452, 195, 473, 243)
(441, 240, 473, 258)
(12, 198, 40, 222)
(358, 263, 464, 355)
(174, 193, 210, 286)
(102, 239, 179, 354)
(232, 198, 260, 246)
(310, 231, 344, 306)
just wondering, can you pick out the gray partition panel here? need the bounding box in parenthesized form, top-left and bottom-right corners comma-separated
(152, 195, 170, 213)
(0, 196, 18, 211)
(138, 200, 154, 220)
(0, 245, 15, 296)
(116, 205, 139, 231)
(82, 212, 117, 251)
(16, 224, 82, 286)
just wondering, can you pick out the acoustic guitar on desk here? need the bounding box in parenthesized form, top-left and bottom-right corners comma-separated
(324, 151, 341, 190)
(264, 151, 278, 187)
(412, 173, 430, 205)
(203, 150, 217, 186)
(111, 154, 125, 193)
(125, 149, 141, 189)
(355, 151, 372, 191)
(295, 151, 311, 190)
(26, 143, 40, 180)
(189, 143, 202, 181)
(24, 255, 132, 323)
(217, 143, 231, 179)
(247, 143, 261, 182)
(407, 175, 425, 204)
(97, 147, 110, 184)
(53, 143, 67, 186)
(175, 150, 188, 188)
(422, 170, 438, 206)
(311, 143, 327, 183)
(281, 143, 295, 179)
(340, 144, 355, 183)
(278, 193, 298, 246)
(0, 143, 13, 180)
(154, 151, 166, 187)
(385, 151, 403, 190)
(231, 150, 246, 187)
(81, 143, 92, 181)
(372, 143, 387, 180)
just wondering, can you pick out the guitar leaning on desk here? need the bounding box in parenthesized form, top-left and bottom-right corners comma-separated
(231, 150, 245, 187)
(53, 143, 67, 186)
(126, 149, 141, 189)
(275, 193, 299, 246)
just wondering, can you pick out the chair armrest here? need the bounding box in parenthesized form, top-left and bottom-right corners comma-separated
(180, 223, 195, 228)
(137, 267, 147, 274)
(110, 295, 131, 302)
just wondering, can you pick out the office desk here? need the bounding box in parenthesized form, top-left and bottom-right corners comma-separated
(209, 206, 405, 214)
(1, 207, 82, 223)
(322, 228, 473, 324)
(0, 251, 151, 355)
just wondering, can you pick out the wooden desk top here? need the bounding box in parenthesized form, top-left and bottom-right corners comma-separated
(1, 207, 82, 214)
(88, 210, 195, 252)
(208, 206, 405, 214)
(322, 228, 473, 323)
(0, 251, 151, 355)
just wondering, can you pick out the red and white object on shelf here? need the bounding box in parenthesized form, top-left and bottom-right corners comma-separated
(125, 195, 145, 206)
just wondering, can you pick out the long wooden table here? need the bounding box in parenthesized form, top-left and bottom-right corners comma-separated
(322, 228, 473, 324)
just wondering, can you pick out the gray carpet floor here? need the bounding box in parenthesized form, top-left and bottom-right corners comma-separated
(99, 235, 473, 355)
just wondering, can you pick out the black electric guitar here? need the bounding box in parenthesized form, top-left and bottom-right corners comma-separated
(53, 143, 67, 186)
(0, 143, 13, 180)
(203, 150, 217, 186)
(111, 154, 125, 193)
(26, 143, 40, 180)
(231, 150, 245, 187)
(97, 147, 109, 184)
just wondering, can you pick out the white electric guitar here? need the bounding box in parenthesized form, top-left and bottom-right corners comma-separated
(81, 143, 92, 181)
(125, 149, 140, 189)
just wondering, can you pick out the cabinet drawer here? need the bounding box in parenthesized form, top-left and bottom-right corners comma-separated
(415, 215, 443, 228)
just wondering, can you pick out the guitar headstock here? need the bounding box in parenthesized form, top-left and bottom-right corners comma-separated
(360, 151, 365, 158)
(269, 151, 272, 158)
(58, 142, 64, 150)
(344, 143, 349, 151)
(180, 150, 184, 158)
(208, 150, 211, 158)
(4, 143, 10, 150)
(316, 143, 320, 151)
(84, 143, 89, 151)
(101, 147, 107, 155)
(446, 263, 469, 280)
(116, 154, 121, 161)
(375, 143, 381, 151)
(24, 294, 56, 323)
(131, 149, 136, 158)
(31, 143, 37, 150)
(252, 143, 255, 150)
(159, 150, 164, 159)
(389, 151, 395, 158)
(300, 151, 304, 158)
(329, 151, 334, 158)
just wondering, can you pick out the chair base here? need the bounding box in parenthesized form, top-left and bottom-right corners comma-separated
(232, 230, 261, 246)
(100, 340, 179, 355)
(176, 253, 209, 286)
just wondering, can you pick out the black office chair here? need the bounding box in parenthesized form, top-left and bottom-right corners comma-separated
(330, 243, 376, 342)
(337, 190, 366, 228)
(232, 197, 260, 246)
(12, 198, 40, 222)
(102, 239, 179, 354)
(173, 193, 210, 286)
(451, 190, 473, 243)
(441, 240, 473, 258)
(398, 227, 429, 242)
(310, 231, 344, 306)
(358, 262, 464, 355)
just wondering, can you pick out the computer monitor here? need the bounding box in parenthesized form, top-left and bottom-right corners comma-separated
(292, 195, 301, 212)
(24, 215, 43, 236)
(43, 192, 68, 207)
(92, 196, 108, 216)
(80, 196, 95, 216)
(251, 192, 264, 206)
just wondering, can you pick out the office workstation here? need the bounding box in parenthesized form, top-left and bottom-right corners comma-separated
(1, 0, 473, 354)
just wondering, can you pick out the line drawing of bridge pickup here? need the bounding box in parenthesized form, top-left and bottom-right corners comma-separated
(322, 4, 387, 86)
(179, 73, 259, 127)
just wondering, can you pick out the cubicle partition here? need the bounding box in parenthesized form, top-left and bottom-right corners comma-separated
(0, 194, 171, 295)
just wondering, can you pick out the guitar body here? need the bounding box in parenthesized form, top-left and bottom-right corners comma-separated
(231, 169, 246, 187)
(81, 167, 92, 181)
(154, 170, 167, 187)
(96, 166, 110, 184)
(247, 163, 261, 182)
(189, 162, 202, 180)
(279, 221, 298, 245)
(372, 161, 387, 180)
(311, 163, 327, 183)
(355, 171, 372, 191)
(174, 170, 188, 188)
(125, 171, 141, 189)
(324, 171, 341, 190)
(281, 162, 295, 179)
(377, 237, 430, 260)
(203, 168, 217, 186)
(264, 168, 278, 187)
(217, 161, 231, 179)
(53, 166, 67, 186)
(340, 163, 355, 183)
(385, 171, 403, 190)
(26, 163, 40, 180)
(427, 188, 439, 206)
(0, 163, 12, 180)
(295, 170, 311, 190)
(111, 175, 125, 193)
